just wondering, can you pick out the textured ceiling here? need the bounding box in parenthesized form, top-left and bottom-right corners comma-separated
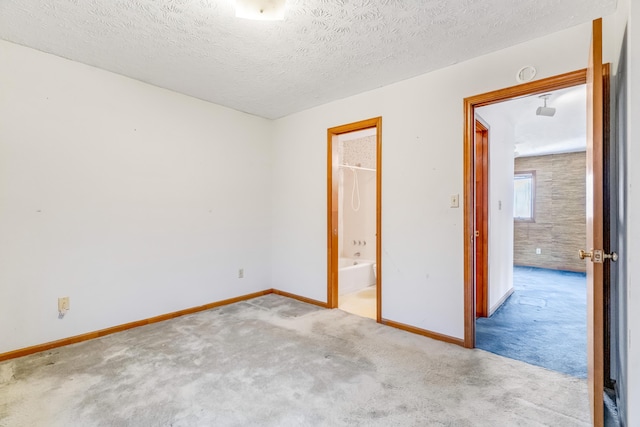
(0, 0, 616, 119)
(477, 84, 586, 158)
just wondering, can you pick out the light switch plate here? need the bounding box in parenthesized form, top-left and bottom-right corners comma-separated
(450, 194, 459, 208)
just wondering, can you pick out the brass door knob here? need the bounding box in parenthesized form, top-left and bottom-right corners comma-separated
(579, 249, 618, 263)
(579, 249, 592, 260)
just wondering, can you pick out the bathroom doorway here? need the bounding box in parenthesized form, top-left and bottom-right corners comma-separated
(327, 117, 381, 322)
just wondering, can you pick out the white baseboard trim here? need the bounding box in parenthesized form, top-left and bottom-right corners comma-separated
(489, 287, 514, 316)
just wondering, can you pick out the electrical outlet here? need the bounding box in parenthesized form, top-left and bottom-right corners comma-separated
(58, 297, 69, 312)
(238, 268, 244, 279)
(536, 248, 542, 255)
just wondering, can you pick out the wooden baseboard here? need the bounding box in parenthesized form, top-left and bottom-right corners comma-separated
(271, 289, 329, 308)
(0, 289, 273, 362)
(381, 318, 465, 347)
(1, 289, 462, 362)
(489, 287, 515, 316)
(276, 291, 463, 348)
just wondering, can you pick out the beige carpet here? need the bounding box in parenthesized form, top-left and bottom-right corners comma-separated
(0, 294, 590, 426)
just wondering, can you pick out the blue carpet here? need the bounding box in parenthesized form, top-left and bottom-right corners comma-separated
(476, 266, 586, 378)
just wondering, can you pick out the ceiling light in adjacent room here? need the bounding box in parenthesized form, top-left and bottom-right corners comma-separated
(236, 0, 286, 21)
(536, 94, 556, 117)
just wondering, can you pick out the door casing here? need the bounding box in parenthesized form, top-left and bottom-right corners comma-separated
(585, 18, 605, 426)
(463, 69, 587, 347)
(327, 117, 382, 322)
(464, 34, 610, 425)
(474, 119, 489, 318)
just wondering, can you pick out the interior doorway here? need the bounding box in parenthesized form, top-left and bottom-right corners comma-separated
(463, 42, 616, 424)
(470, 82, 592, 379)
(471, 82, 591, 378)
(463, 69, 588, 345)
(327, 117, 382, 322)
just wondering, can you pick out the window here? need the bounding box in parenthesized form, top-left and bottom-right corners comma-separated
(514, 171, 535, 221)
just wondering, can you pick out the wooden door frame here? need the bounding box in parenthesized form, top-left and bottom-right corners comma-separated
(586, 19, 605, 426)
(474, 119, 489, 318)
(463, 69, 587, 348)
(327, 117, 382, 322)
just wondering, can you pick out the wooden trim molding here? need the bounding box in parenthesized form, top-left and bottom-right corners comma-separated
(381, 318, 465, 347)
(463, 69, 587, 348)
(375, 120, 382, 323)
(271, 289, 329, 308)
(1, 289, 329, 362)
(474, 119, 489, 318)
(465, 69, 588, 108)
(2, 287, 466, 362)
(0, 289, 273, 362)
(327, 117, 382, 323)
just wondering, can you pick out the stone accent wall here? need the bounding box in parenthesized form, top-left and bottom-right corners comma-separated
(514, 152, 587, 272)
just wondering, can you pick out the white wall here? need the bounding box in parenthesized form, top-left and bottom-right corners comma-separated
(602, 1, 637, 425)
(474, 108, 515, 313)
(271, 23, 593, 339)
(618, 0, 639, 425)
(341, 170, 377, 261)
(0, 40, 273, 354)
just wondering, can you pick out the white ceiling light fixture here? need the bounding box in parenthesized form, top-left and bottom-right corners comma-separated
(536, 94, 556, 117)
(235, 0, 286, 21)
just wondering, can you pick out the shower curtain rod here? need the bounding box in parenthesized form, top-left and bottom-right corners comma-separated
(338, 164, 376, 172)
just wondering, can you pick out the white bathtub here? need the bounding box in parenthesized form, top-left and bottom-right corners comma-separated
(338, 257, 375, 295)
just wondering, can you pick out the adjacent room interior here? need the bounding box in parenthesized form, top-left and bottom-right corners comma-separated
(335, 128, 378, 320)
(474, 86, 590, 378)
